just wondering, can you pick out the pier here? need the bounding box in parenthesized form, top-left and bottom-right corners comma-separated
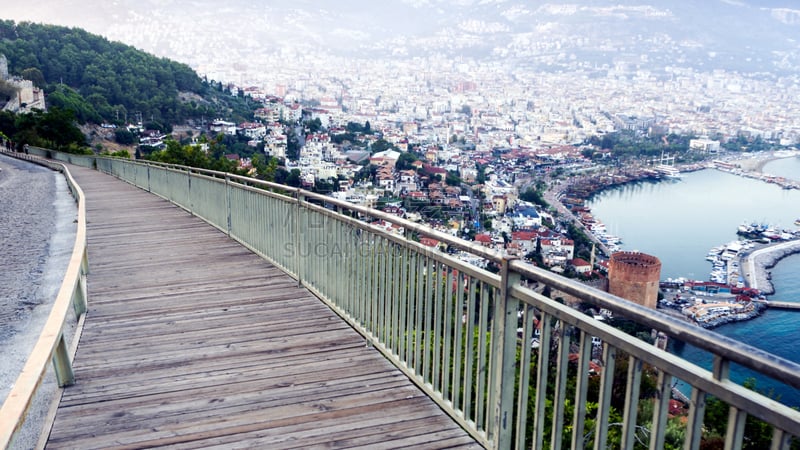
(741, 238, 800, 294)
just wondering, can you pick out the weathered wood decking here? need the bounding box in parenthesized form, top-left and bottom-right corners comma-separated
(46, 166, 480, 449)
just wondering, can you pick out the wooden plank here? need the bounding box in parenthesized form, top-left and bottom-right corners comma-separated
(45, 166, 480, 449)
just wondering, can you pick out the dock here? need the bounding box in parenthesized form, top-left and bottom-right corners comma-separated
(45, 165, 479, 449)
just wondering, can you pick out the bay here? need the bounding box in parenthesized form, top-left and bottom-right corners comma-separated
(586, 160, 800, 407)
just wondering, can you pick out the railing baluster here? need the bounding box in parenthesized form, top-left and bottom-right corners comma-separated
(622, 355, 643, 450)
(356, 230, 365, 326)
(532, 312, 553, 449)
(684, 386, 707, 450)
(413, 253, 425, 375)
(649, 370, 673, 450)
(463, 277, 477, 422)
(593, 343, 617, 450)
(403, 248, 415, 366)
(382, 239, 391, 345)
(433, 261, 444, 394)
(475, 283, 490, 433)
(770, 428, 792, 450)
(551, 323, 572, 450)
(352, 225, 361, 319)
(397, 246, 408, 360)
(373, 237, 383, 339)
(452, 271, 465, 413)
(515, 304, 535, 450)
(724, 406, 746, 450)
(442, 268, 455, 400)
(423, 257, 434, 383)
(571, 331, 593, 450)
(391, 243, 401, 352)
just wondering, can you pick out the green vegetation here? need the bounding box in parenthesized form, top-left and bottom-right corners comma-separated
(345, 120, 372, 134)
(143, 138, 285, 180)
(0, 108, 88, 152)
(395, 151, 419, 171)
(719, 133, 775, 153)
(586, 131, 694, 161)
(370, 138, 397, 154)
(520, 182, 549, 208)
(0, 20, 254, 125)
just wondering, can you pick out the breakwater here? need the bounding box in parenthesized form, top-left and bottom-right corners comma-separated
(741, 239, 800, 295)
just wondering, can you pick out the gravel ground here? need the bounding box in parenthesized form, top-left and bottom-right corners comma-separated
(0, 153, 77, 410)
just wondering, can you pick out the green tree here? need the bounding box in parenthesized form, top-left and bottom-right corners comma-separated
(370, 138, 394, 155)
(396, 151, 418, 171)
(445, 170, 462, 186)
(286, 168, 301, 187)
(4, 107, 88, 152)
(20, 67, 45, 86)
(114, 128, 136, 145)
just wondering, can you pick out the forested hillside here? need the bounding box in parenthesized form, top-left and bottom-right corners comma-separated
(0, 20, 253, 126)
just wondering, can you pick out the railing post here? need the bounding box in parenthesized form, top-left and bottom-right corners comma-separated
(187, 170, 193, 214)
(225, 174, 232, 236)
(52, 335, 75, 387)
(294, 190, 304, 286)
(72, 271, 88, 317)
(490, 256, 519, 449)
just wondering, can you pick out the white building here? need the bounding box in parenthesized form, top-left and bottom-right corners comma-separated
(690, 138, 721, 153)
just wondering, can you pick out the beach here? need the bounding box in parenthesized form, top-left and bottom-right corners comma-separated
(729, 151, 800, 177)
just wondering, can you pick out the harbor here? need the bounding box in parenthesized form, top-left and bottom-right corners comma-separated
(576, 162, 800, 329)
(655, 224, 800, 329)
(585, 152, 800, 406)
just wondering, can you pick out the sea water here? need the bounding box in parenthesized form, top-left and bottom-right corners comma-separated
(587, 157, 800, 407)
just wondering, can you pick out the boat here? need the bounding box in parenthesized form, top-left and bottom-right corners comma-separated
(795, 218, 800, 226)
(655, 164, 683, 179)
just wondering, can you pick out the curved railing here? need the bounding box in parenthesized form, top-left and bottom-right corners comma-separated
(0, 151, 88, 449)
(13, 148, 800, 449)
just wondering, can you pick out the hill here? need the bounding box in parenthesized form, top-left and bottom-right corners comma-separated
(0, 20, 254, 127)
(2, 1, 798, 75)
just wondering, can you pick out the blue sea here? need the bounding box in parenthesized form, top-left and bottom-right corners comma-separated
(587, 155, 800, 407)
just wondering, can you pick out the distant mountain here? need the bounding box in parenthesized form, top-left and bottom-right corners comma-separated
(2, 0, 799, 74)
(0, 20, 254, 126)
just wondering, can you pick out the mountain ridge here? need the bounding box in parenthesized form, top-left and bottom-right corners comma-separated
(2, 1, 799, 75)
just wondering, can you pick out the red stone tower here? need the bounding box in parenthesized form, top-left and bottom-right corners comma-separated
(608, 251, 661, 309)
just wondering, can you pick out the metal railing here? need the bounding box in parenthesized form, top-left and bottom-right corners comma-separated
(14, 148, 800, 449)
(0, 150, 88, 449)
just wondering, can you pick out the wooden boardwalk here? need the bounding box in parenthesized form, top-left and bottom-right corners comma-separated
(46, 166, 480, 449)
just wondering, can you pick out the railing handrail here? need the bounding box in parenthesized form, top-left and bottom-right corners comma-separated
(0, 151, 88, 449)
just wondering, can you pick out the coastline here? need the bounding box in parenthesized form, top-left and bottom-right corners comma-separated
(726, 151, 800, 183)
